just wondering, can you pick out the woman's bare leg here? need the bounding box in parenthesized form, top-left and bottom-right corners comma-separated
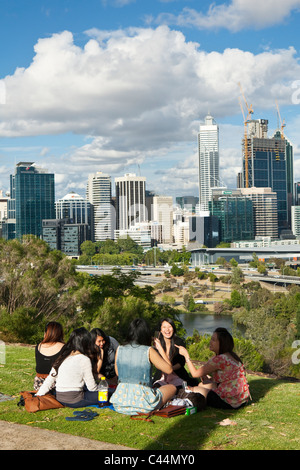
(159, 384, 177, 405)
(189, 383, 214, 399)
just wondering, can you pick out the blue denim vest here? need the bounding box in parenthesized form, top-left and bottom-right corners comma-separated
(116, 344, 152, 386)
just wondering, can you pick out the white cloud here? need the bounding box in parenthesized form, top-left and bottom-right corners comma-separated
(1, 26, 300, 197)
(1, 26, 299, 141)
(155, 0, 300, 32)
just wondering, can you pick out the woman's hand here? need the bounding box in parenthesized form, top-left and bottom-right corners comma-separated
(175, 344, 190, 362)
(154, 337, 163, 352)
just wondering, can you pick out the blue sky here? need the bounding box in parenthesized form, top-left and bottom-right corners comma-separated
(1, 0, 300, 200)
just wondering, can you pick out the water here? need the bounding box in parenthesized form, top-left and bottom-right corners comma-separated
(178, 313, 244, 338)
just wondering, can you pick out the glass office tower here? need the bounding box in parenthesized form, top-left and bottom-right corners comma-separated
(242, 121, 293, 233)
(209, 189, 253, 243)
(12, 162, 55, 239)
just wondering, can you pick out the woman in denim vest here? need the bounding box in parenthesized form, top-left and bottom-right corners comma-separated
(110, 318, 176, 415)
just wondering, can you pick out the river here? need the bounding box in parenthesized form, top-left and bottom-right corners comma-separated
(178, 313, 244, 338)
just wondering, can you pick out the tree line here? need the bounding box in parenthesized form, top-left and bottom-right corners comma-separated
(79, 238, 191, 267)
(0, 236, 183, 345)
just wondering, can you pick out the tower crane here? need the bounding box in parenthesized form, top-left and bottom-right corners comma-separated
(275, 100, 286, 161)
(238, 82, 254, 188)
(275, 100, 286, 140)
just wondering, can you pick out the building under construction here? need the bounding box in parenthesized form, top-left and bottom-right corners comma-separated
(240, 118, 294, 234)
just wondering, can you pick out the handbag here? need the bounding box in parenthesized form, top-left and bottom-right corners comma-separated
(18, 391, 64, 413)
(153, 404, 187, 417)
(130, 404, 186, 422)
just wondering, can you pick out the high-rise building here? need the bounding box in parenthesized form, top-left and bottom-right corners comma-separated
(241, 120, 293, 233)
(209, 189, 253, 243)
(115, 173, 146, 231)
(6, 162, 55, 239)
(240, 187, 278, 239)
(188, 214, 220, 248)
(86, 172, 113, 241)
(291, 206, 300, 237)
(42, 219, 90, 256)
(176, 196, 199, 214)
(55, 191, 92, 240)
(197, 114, 220, 211)
(294, 182, 300, 205)
(152, 195, 173, 244)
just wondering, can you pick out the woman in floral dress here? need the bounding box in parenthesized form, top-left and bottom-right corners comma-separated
(176, 328, 251, 409)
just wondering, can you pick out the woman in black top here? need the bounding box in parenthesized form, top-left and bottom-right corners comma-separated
(34, 322, 65, 391)
(152, 318, 198, 390)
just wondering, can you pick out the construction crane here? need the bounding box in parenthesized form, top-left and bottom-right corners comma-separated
(238, 82, 254, 188)
(275, 100, 286, 140)
(275, 100, 286, 161)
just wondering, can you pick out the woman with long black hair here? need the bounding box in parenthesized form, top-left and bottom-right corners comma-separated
(153, 318, 198, 390)
(90, 328, 119, 384)
(36, 327, 99, 408)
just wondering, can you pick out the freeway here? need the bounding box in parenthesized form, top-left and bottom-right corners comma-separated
(76, 265, 165, 284)
(75, 265, 300, 286)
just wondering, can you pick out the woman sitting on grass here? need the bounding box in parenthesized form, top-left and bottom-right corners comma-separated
(176, 327, 251, 410)
(34, 321, 65, 391)
(153, 317, 199, 391)
(36, 327, 99, 408)
(90, 328, 119, 385)
(110, 318, 176, 415)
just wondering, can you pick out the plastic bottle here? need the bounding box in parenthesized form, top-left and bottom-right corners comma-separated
(97, 376, 109, 406)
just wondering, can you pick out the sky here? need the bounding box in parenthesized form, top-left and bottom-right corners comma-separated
(1, 0, 300, 200)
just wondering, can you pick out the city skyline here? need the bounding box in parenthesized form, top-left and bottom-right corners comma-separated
(1, 1, 300, 201)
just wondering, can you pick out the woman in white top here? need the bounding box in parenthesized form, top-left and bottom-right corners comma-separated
(36, 327, 99, 408)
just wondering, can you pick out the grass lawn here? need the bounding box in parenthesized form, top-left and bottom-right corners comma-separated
(0, 344, 299, 450)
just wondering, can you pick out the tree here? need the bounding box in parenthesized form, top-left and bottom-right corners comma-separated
(80, 240, 96, 257)
(117, 236, 143, 256)
(231, 267, 244, 286)
(170, 265, 184, 276)
(0, 236, 86, 342)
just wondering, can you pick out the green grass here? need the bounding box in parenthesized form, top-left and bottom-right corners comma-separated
(0, 345, 299, 450)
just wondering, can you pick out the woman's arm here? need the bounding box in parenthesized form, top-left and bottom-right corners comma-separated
(149, 347, 173, 374)
(153, 338, 171, 365)
(175, 345, 217, 379)
(82, 357, 98, 391)
(96, 348, 104, 376)
(114, 347, 119, 377)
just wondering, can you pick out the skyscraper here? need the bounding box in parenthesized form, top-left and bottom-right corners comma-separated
(9, 162, 55, 239)
(86, 172, 113, 241)
(152, 195, 173, 244)
(115, 173, 146, 231)
(241, 187, 278, 239)
(56, 191, 92, 227)
(197, 114, 220, 211)
(209, 189, 253, 243)
(241, 119, 293, 233)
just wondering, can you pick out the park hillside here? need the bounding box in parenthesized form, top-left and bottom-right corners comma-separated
(0, 235, 299, 379)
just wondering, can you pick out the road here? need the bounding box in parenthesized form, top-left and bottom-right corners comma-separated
(76, 264, 300, 286)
